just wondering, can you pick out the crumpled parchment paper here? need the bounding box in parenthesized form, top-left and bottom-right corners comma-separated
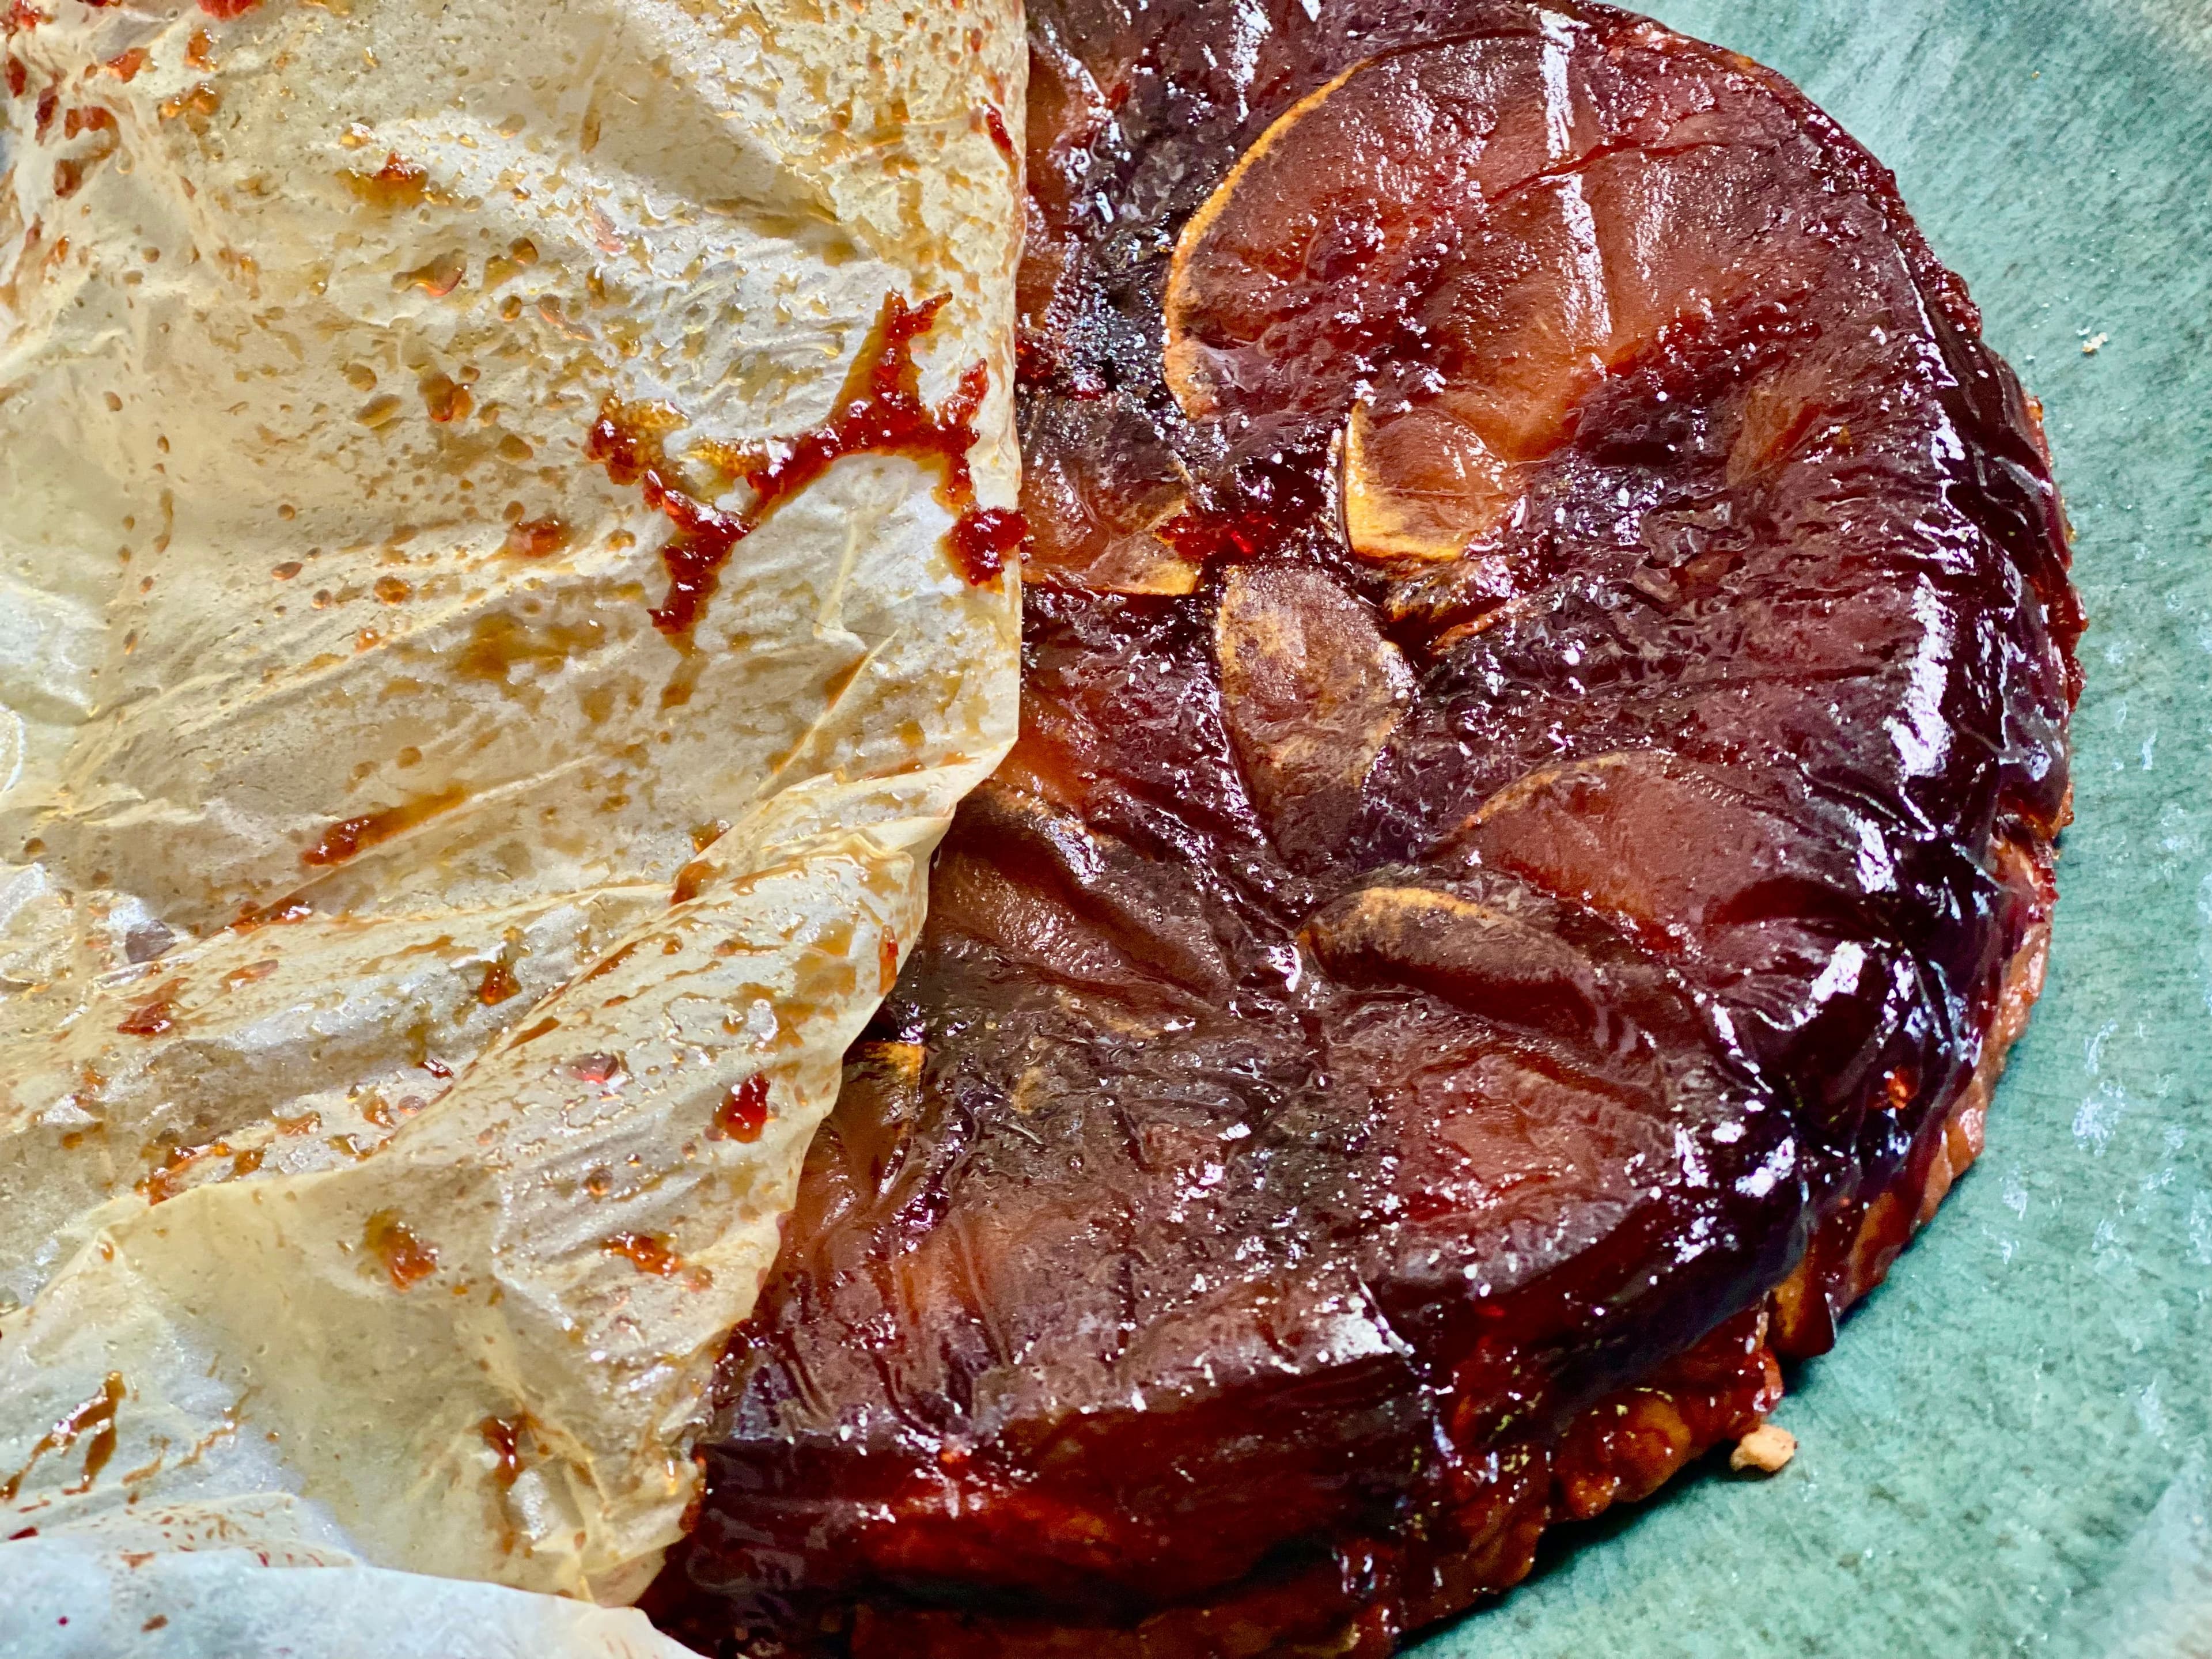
(0, 0, 1022, 1641)
(0, 1532, 698, 1658)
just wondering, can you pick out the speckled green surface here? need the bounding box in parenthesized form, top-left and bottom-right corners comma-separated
(1414, 2, 2212, 1655)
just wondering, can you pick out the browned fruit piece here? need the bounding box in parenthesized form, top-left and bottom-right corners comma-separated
(1216, 563, 1412, 862)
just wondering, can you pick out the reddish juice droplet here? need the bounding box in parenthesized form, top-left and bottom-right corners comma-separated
(363, 1211, 438, 1290)
(480, 1415, 525, 1488)
(116, 983, 181, 1038)
(949, 507, 1027, 585)
(602, 1231, 680, 1276)
(569, 1052, 623, 1085)
(671, 858, 711, 906)
(715, 1075, 770, 1142)
(982, 103, 1017, 162)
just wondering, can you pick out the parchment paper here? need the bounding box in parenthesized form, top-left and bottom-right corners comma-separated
(0, 0, 1022, 1641)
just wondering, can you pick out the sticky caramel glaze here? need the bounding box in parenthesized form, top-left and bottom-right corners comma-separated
(586, 293, 1014, 645)
(652, 3, 2078, 1653)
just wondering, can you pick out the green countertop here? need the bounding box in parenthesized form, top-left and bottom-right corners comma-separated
(1418, 3, 2212, 1654)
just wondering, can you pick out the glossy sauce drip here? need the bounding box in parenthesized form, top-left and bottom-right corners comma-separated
(344, 151, 430, 207)
(476, 959, 520, 1005)
(502, 516, 570, 558)
(69, 1390, 120, 1492)
(948, 506, 1028, 585)
(115, 981, 180, 1037)
(603, 1231, 681, 1276)
(671, 857, 713, 906)
(480, 1414, 527, 1489)
(301, 785, 465, 869)
(230, 893, 313, 931)
(139, 1139, 229, 1205)
(0, 1373, 124, 1503)
(713, 1075, 771, 1143)
(363, 1210, 438, 1290)
(586, 292, 1014, 646)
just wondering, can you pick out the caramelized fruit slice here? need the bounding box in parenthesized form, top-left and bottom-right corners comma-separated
(1018, 395, 1203, 593)
(1302, 885, 1606, 1048)
(1464, 752, 1848, 950)
(1215, 564, 1412, 862)
(1164, 29, 1868, 561)
(1343, 400, 1519, 563)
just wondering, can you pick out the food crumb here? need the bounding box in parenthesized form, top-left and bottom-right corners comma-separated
(1730, 1422, 1797, 1474)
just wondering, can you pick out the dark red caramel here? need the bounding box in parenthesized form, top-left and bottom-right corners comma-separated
(650, 3, 2078, 1653)
(586, 293, 1013, 647)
